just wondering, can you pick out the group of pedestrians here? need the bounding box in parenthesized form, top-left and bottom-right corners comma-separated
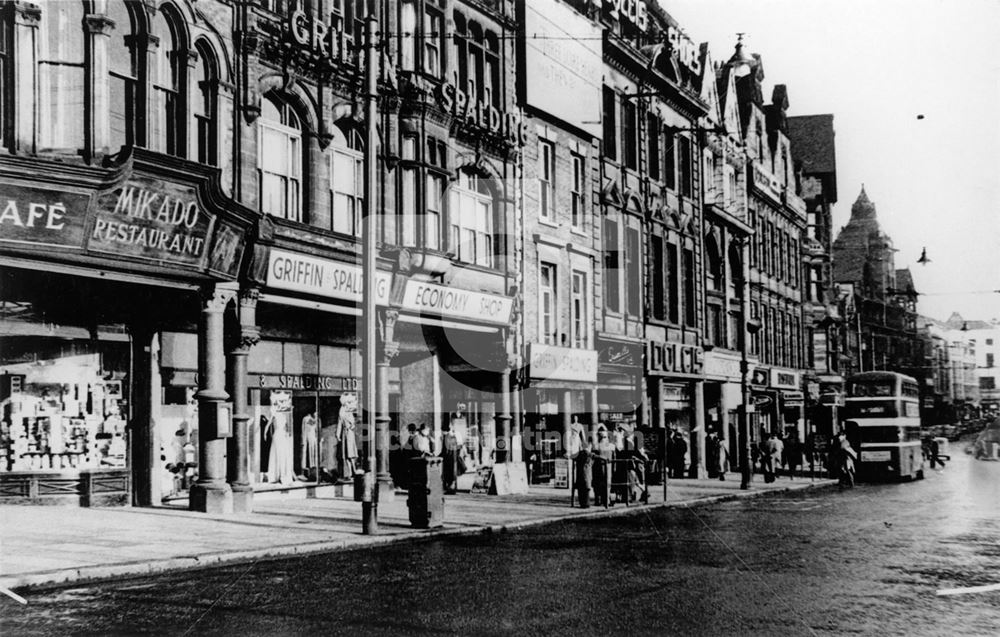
(750, 431, 806, 482)
(574, 423, 650, 508)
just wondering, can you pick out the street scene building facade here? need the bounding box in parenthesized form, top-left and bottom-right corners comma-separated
(5, 0, 978, 511)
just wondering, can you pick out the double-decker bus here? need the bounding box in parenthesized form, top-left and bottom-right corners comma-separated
(842, 371, 924, 481)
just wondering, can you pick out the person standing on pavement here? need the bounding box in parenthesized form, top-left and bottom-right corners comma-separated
(763, 433, 783, 483)
(593, 427, 615, 507)
(785, 432, 803, 479)
(706, 432, 720, 478)
(670, 431, 687, 479)
(836, 431, 857, 488)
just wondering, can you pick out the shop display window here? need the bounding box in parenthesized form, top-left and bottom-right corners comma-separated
(1, 341, 129, 473)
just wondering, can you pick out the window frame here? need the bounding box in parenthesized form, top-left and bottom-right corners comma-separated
(37, 0, 87, 153)
(570, 153, 585, 232)
(330, 126, 365, 236)
(540, 261, 557, 345)
(571, 270, 587, 349)
(449, 172, 494, 268)
(538, 138, 555, 223)
(258, 95, 304, 223)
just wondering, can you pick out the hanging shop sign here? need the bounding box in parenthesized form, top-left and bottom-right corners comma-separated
(0, 184, 91, 250)
(434, 82, 529, 146)
(604, 0, 649, 32)
(646, 341, 704, 377)
(770, 369, 799, 390)
(89, 177, 216, 268)
(528, 343, 598, 383)
(252, 374, 358, 391)
(401, 280, 513, 326)
(750, 367, 770, 387)
(597, 337, 644, 376)
(285, 8, 353, 65)
(266, 248, 391, 304)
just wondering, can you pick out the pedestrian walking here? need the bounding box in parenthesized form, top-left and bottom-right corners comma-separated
(574, 443, 594, 508)
(836, 432, 857, 489)
(762, 433, 782, 483)
(785, 432, 803, 479)
(593, 427, 614, 507)
(925, 436, 946, 470)
(706, 432, 720, 478)
(669, 431, 687, 479)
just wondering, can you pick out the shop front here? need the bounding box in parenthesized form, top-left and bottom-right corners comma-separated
(702, 350, 745, 463)
(523, 343, 597, 484)
(0, 151, 253, 507)
(645, 340, 706, 478)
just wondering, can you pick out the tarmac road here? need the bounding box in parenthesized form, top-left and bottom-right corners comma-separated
(2, 442, 998, 636)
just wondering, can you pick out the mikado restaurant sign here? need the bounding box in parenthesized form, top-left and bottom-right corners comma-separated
(91, 176, 215, 268)
(267, 248, 391, 304)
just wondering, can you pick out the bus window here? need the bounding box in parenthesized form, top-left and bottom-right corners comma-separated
(847, 382, 895, 397)
(858, 426, 903, 443)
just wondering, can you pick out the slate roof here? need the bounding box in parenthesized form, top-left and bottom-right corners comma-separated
(895, 268, 916, 293)
(787, 115, 837, 175)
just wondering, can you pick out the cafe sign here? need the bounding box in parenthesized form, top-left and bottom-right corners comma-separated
(90, 177, 215, 268)
(646, 341, 704, 377)
(434, 81, 529, 146)
(0, 184, 91, 249)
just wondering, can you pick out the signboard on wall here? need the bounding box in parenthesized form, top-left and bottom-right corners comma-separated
(0, 184, 91, 250)
(90, 176, 217, 268)
(401, 280, 513, 326)
(522, 1, 602, 137)
(266, 248, 392, 304)
(528, 343, 598, 383)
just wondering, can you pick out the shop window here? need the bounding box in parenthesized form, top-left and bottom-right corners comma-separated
(449, 172, 493, 267)
(572, 270, 587, 349)
(646, 113, 660, 180)
(258, 94, 303, 222)
(538, 139, 555, 222)
(650, 234, 665, 321)
(330, 124, 364, 236)
(37, 0, 86, 153)
(107, 1, 138, 152)
(150, 6, 184, 157)
(540, 262, 557, 345)
(603, 215, 620, 313)
(625, 226, 641, 316)
(683, 247, 696, 327)
(602, 85, 616, 160)
(622, 99, 638, 170)
(192, 41, 219, 166)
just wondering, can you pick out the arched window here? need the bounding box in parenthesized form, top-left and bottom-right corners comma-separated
(449, 172, 493, 267)
(399, 1, 416, 71)
(705, 237, 722, 292)
(192, 41, 218, 165)
(107, 1, 139, 151)
(37, 0, 85, 152)
(258, 95, 303, 222)
(330, 123, 364, 236)
(150, 6, 183, 156)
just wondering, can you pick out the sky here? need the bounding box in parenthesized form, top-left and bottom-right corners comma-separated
(666, 0, 1000, 322)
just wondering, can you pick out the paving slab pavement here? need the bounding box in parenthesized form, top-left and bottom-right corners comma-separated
(0, 473, 837, 592)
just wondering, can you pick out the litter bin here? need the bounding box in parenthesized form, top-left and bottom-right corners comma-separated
(408, 456, 444, 528)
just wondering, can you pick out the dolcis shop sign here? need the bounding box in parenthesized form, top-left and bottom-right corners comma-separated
(434, 81, 528, 146)
(646, 341, 704, 377)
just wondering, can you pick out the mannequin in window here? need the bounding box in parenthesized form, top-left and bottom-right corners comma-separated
(300, 411, 318, 476)
(266, 392, 294, 485)
(336, 393, 359, 479)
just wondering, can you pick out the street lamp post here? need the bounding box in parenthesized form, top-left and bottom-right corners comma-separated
(738, 237, 754, 490)
(360, 9, 379, 535)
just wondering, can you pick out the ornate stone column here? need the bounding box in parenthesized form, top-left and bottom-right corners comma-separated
(190, 284, 237, 514)
(691, 380, 707, 478)
(226, 288, 259, 514)
(85, 12, 115, 156)
(562, 390, 573, 458)
(375, 308, 399, 502)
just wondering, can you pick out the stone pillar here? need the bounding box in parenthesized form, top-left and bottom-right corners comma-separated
(85, 12, 115, 156)
(562, 390, 572, 458)
(190, 284, 237, 514)
(691, 380, 706, 478)
(495, 369, 511, 464)
(375, 309, 399, 502)
(13, 2, 40, 151)
(590, 386, 600, 443)
(511, 367, 523, 462)
(226, 288, 259, 514)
